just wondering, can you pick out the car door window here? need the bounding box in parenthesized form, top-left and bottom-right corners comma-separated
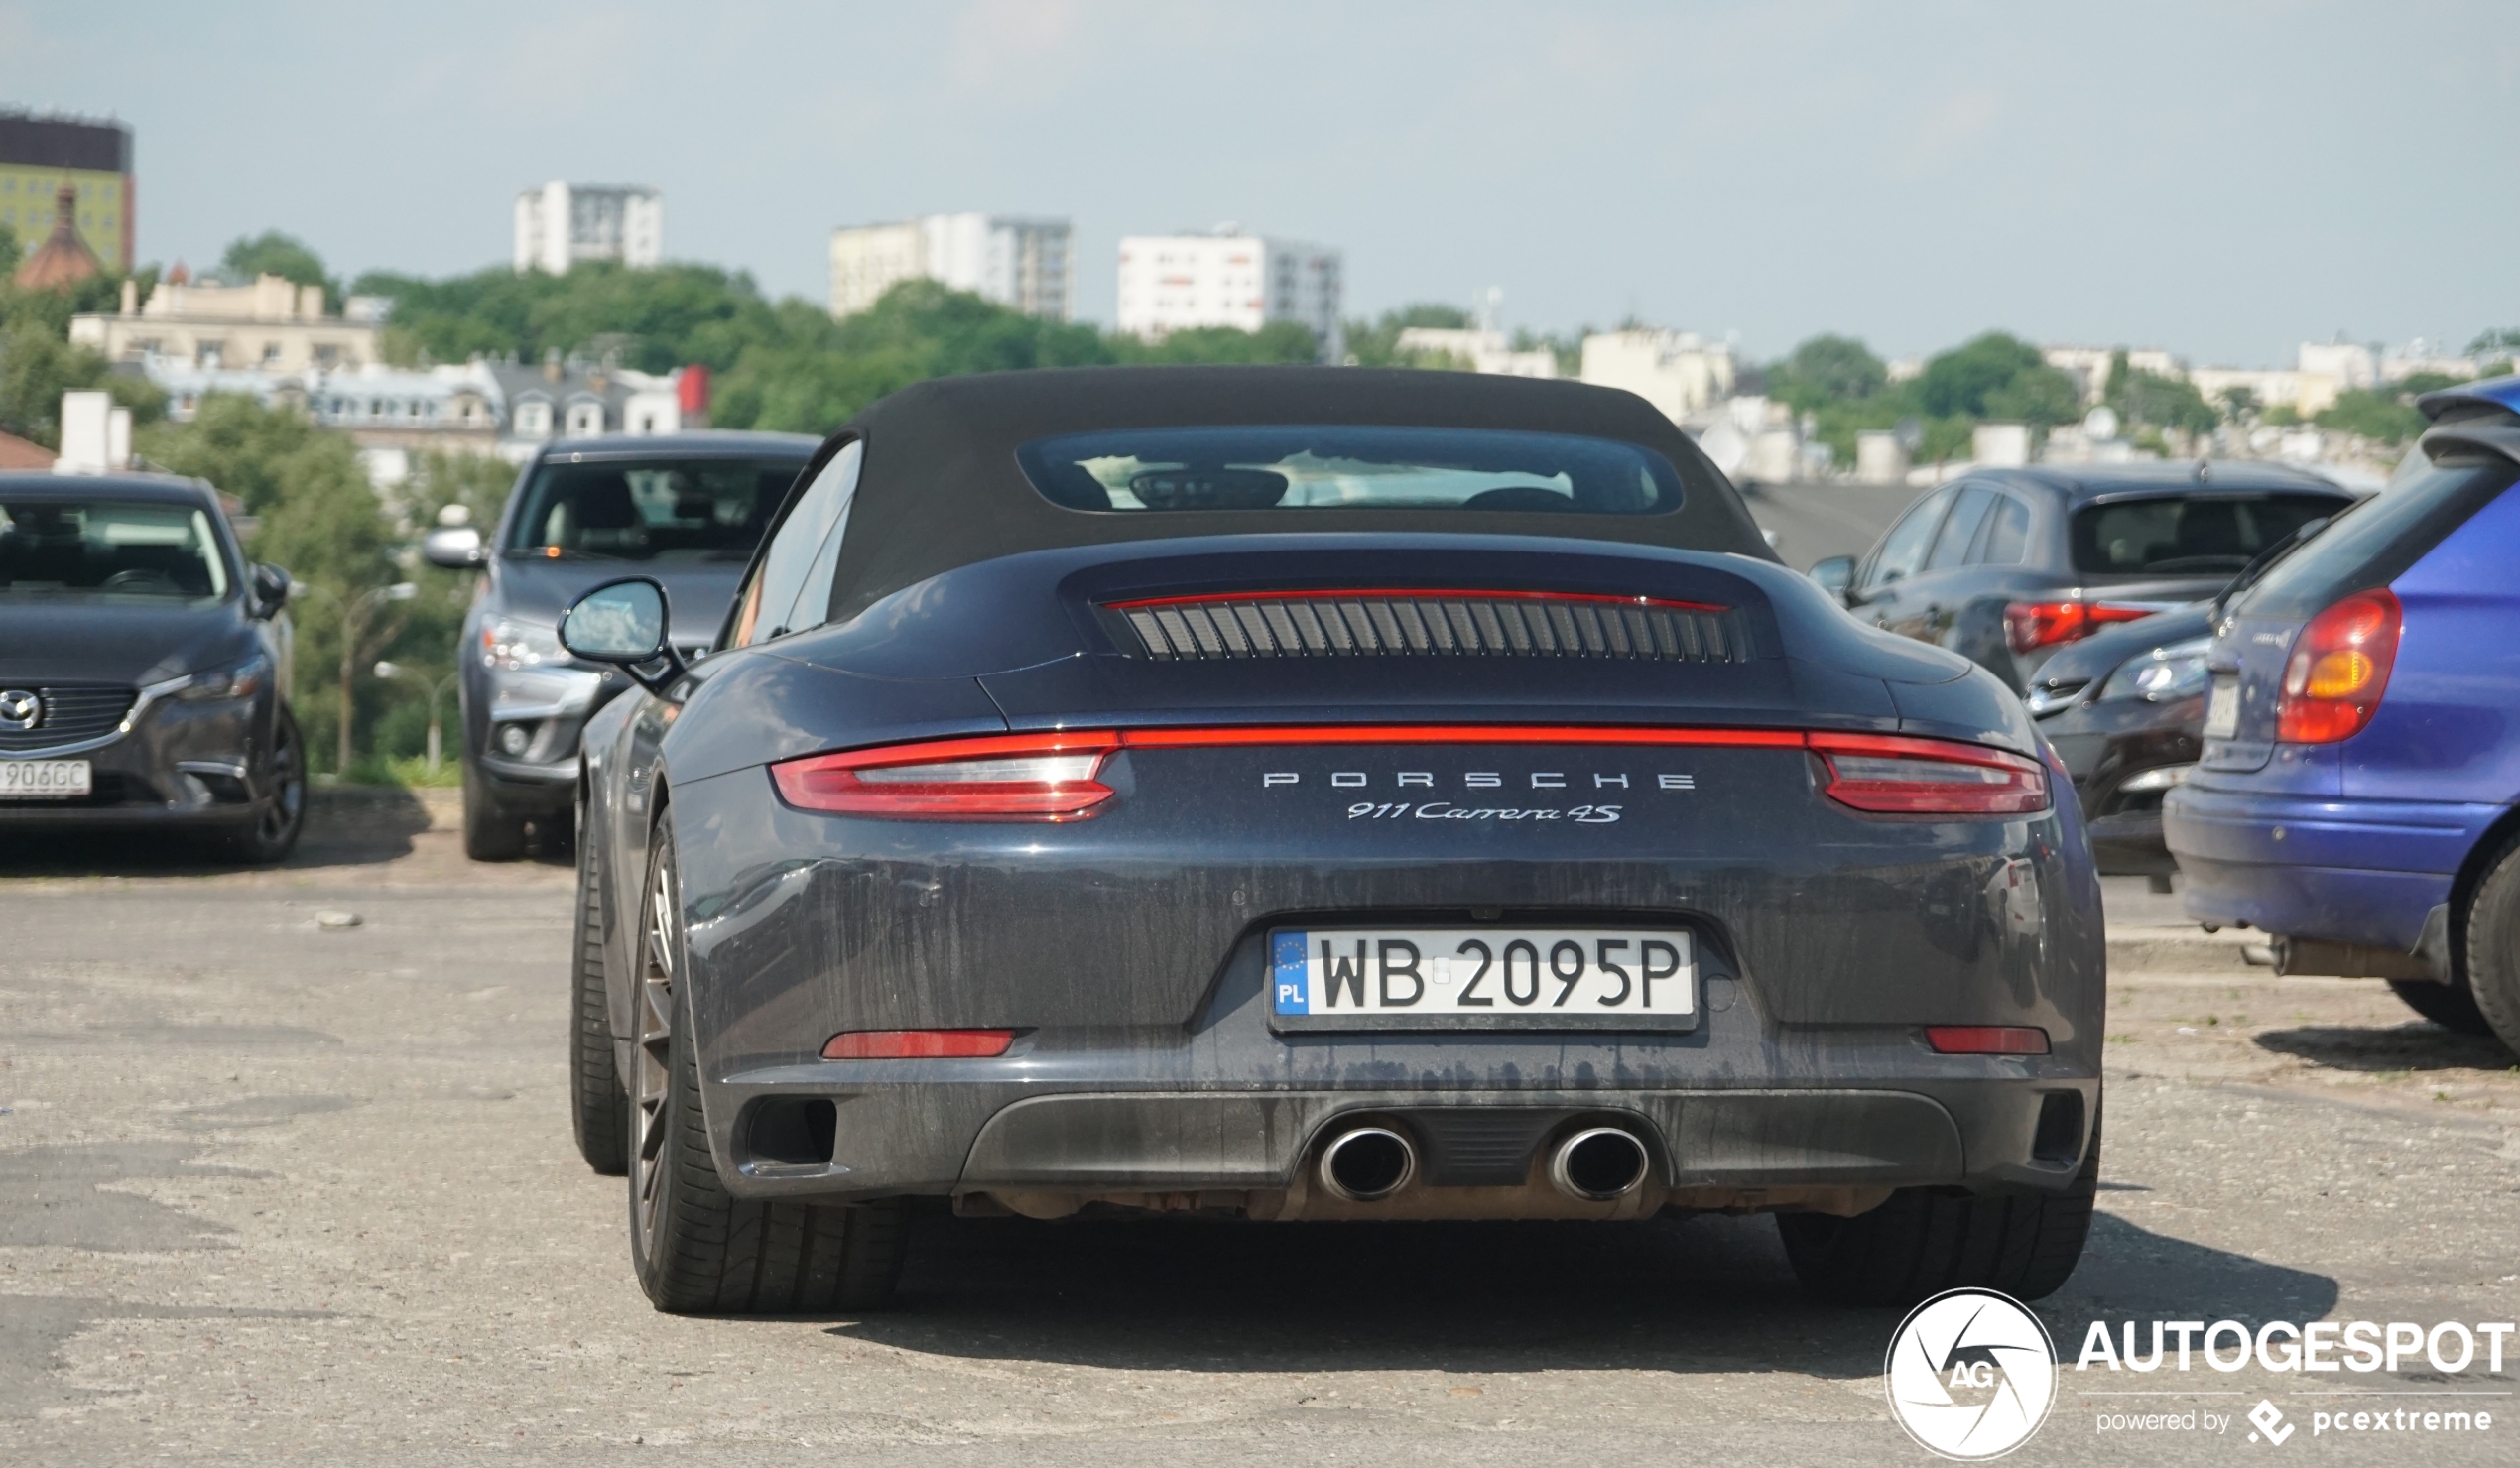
(1926, 487, 1995, 570)
(1976, 493, 2033, 564)
(734, 440, 862, 647)
(1862, 486, 1954, 590)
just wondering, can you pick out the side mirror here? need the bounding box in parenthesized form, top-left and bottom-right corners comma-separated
(422, 525, 485, 569)
(249, 563, 292, 618)
(1807, 555, 1857, 604)
(561, 577, 686, 693)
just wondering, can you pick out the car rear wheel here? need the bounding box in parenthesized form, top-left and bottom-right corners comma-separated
(569, 801, 628, 1175)
(222, 705, 306, 864)
(2460, 836, 2520, 1056)
(627, 814, 909, 1314)
(461, 760, 530, 862)
(1777, 1114, 2098, 1307)
(2385, 977, 2494, 1036)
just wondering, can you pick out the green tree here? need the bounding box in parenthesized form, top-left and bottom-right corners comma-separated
(1343, 304, 1475, 367)
(220, 231, 340, 309)
(2465, 327, 2520, 358)
(138, 395, 404, 772)
(0, 320, 165, 446)
(0, 225, 20, 278)
(1915, 332, 2077, 424)
(2103, 351, 2217, 435)
(1111, 320, 1323, 366)
(2314, 387, 2429, 445)
(1767, 334, 1887, 412)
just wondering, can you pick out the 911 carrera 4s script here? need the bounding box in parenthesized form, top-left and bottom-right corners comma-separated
(1270, 927, 1697, 1031)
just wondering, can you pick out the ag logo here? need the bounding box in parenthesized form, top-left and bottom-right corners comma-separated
(0, 689, 40, 732)
(1885, 1288, 2058, 1460)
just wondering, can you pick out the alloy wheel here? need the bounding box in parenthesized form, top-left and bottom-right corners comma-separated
(258, 714, 306, 848)
(630, 851, 680, 1248)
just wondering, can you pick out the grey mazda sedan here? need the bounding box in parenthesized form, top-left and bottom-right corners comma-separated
(0, 473, 304, 860)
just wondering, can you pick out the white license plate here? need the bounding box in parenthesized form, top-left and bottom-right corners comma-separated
(1271, 927, 1697, 1030)
(0, 759, 91, 798)
(2204, 676, 2240, 739)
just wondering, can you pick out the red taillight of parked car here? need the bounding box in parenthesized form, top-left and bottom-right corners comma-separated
(770, 731, 1121, 820)
(2277, 589, 2402, 744)
(821, 1029, 1015, 1060)
(1925, 1025, 2051, 1055)
(1809, 732, 2052, 815)
(2003, 600, 2158, 655)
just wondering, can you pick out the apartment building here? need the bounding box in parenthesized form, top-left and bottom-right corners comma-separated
(1115, 228, 1341, 354)
(827, 213, 1073, 319)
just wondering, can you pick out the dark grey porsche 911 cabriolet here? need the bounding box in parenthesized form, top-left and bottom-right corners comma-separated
(559, 366, 2104, 1315)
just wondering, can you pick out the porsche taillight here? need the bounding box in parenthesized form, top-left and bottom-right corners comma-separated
(2277, 588, 2401, 744)
(769, 732, 1120, 820)
(771, 726, 2049, 821)
(1810, 732, 2051, 815)
(2004, 600, 2157, 654)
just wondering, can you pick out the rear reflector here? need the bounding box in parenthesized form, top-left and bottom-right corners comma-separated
(770, 732, 1120, 820)
(1925, 1026, 2051, 1055)
(822, 1029, 1014, 1060)
(1810, 732, 2051, 815)
(2004, 600, 2158, 654)
(2277, 588, 2401, 744)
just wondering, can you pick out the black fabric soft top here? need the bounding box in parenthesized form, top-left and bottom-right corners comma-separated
(822, 365, 1775, 623)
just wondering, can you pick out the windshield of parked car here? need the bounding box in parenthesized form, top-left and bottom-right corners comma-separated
(2069, 493, 2343, 575)
(503, 458, 808, 560)
(0, 499, 232, 599)
(1017, 426, 1684, 514)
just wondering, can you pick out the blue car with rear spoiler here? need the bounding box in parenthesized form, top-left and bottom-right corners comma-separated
(552, 366, 2105, 1317)
(2166, 374, 2520, 1047)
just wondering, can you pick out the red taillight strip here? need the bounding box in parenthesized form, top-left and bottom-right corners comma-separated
(769, 725, 2049, 819)
(1104, 588, 1728, 612)
(1117, 724, 1806, 750)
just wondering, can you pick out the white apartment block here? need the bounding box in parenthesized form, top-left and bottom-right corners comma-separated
(514, 182, 663, 274)
(1115, 229, 1342, 354)
(1578, 329, 1735, 423)
(827, 213, 1074, 320)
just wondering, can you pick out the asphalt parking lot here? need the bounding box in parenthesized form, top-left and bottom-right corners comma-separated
(2, 793, 2515, 1467)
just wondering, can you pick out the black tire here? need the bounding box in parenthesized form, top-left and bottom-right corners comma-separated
(569, 802, 629, 1175)
(2460, 835, 2520, 1056)
(628, 814, 909, 1314)
(1778, 1114, 2099, 1307)
(461, 760, 530, 862)
(222, 704, 307, 864)
(2386, 977, 2494, 1036)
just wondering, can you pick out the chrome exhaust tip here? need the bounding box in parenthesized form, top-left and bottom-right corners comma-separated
(1548, 1127, 1650, 1201)
(1318, 1126, 1417, 1202)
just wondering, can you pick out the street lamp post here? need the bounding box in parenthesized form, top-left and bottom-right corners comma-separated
(373, 661, 460, 772)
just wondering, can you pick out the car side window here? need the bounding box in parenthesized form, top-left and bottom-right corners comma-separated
(1926, 486, 1994, 570)
(736, 440, 862, 647)
(1976, 493, 2033, 565)
(1862, 486, 1954, 589)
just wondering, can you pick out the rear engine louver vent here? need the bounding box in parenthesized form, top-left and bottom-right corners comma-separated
(1107, 592, 1746, 664)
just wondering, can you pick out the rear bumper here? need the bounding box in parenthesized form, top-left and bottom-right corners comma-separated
(2165, 784, 2502, 949)
(702, 1075, 2096, 1208)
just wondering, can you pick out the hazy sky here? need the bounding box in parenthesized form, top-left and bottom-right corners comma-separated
(5, 1, 2512, 365)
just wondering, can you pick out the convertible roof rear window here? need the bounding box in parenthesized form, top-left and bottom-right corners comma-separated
(1016, 426, 1684, 516)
